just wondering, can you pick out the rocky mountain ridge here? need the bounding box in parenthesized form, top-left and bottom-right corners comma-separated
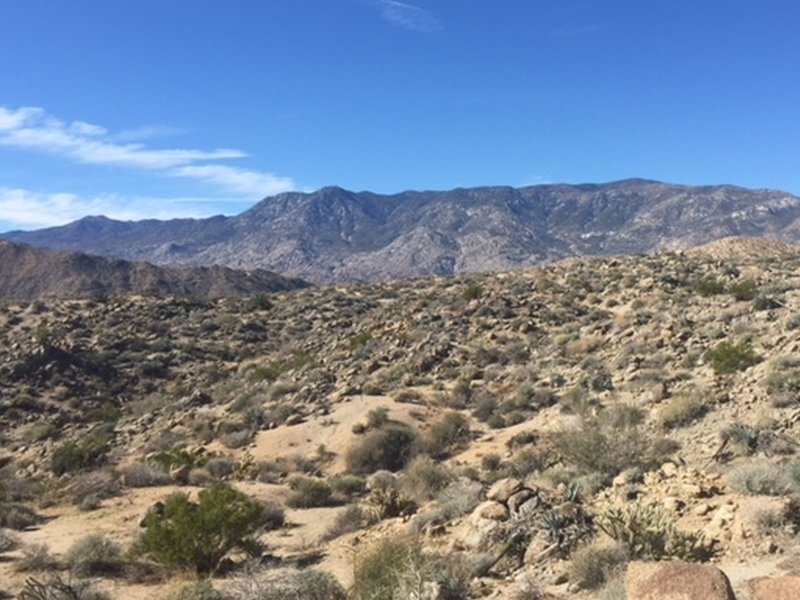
(0, 240, 308, 299)
(4, 179, 800, 283)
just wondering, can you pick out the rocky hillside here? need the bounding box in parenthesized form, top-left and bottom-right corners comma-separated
(0, 241, 309, 299)
(4, 180, 800, 283)
(2, 240, 800, 599)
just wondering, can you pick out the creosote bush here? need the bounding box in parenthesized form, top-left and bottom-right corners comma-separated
(50, 427, 113, 475)
(64, 534, 124, 577)
(131, 484, 274, 575)
(424, 411, 471, 459)
(706, 340, 761, 375)
(346, 425, 419, 475)
(351, 537, 470, 600)
(550, 404, 672, 482)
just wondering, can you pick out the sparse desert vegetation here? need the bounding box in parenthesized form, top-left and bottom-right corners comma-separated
(2, 240, 800, 597)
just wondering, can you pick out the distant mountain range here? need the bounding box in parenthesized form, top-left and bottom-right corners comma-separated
(4, 179, 800, 283)
(0, 241, 308, 299)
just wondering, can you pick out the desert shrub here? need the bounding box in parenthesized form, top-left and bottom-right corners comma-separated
(0, 502, 41, 530)
(568, 544, 627, 590)
(148, 447, 205, 471)
(400, 456, 454, 503)
(722, 422, 761, 455)
(131, 484, 273, 574)
(123, 462, 171, 487)
(227, 567, 346, 600)
(656, 394, 708, 429)
(246, 294, 273, 311)
(65, 470, 120, 507)
(261, 501, 286, 530)
(351, 537, 470, 600)
(366, 407, 390, 429)
(170, 580, 225, 600)
(694, 277, 726, 296)
(0, 528, 19, 553)
(346, 425, 419, 474)
(329, 474, 367, 499)
(14, 543, 59, 572)
(729, 279, 758, 301)
(471, 394, 498, 422)
(17, 573, 112, 600)
(550, 404, 669, 482)
(205, 457, 236, 480)
(726, 460, 798, 495)
(424, 411, 471, 458)
(323, 504, 377, 541)
(50, 428, 112, 475)
(409, 479, 483, 534)
(64, 534, 124, 577)
(286, 476, 333, 508)
(462, 282, 483, 301)
(706, 340, 761, 375)
(597, 501, 715, 561)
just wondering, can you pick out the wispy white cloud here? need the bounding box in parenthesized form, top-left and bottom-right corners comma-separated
(172, 164, 295, 196)
(365, 0, 441, 32)
(111, 124, 192, 143)
(0, 106, 294, 195)
(0, 187, 251, 230)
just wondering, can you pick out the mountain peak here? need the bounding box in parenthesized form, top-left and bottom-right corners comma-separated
(4, 180, 800, 284)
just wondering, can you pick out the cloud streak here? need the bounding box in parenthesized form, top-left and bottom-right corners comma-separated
(368, 0, 441, 32)
(0, 106, 294, 196)
(0, 187, 252, 230)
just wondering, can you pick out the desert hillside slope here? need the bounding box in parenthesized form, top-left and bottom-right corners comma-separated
(4, 179, 800, 283)
(0, 240, 309, 299)
(2, 240, 800, 598)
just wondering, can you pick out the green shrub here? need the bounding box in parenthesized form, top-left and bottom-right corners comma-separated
(729, 280, 758, 301)
(346, 425, 419, 474)
(462, 282, 483, 301)
(706, 340, 760, 374)
(694, 277, 726, 296)
(148, 447, 205, 472)
(131, 484, 274, 574)
(64, 534, 124, 577)
(50, 428, 112, 475)
(597, 501, 715, 561)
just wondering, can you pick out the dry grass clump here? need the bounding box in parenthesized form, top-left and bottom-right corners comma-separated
(726, 460, 800, 496)
(568, 543, 628, 590)
(64, 534, 125, 577)
(550, 404, 674, 483)
(656, 393, 708, 429)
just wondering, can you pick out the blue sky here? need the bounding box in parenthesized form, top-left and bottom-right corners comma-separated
(1, 0, 799, 231)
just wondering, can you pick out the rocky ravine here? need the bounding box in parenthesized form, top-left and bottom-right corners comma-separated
(2, 239, 800, 599)
(4, 179, 800, 283)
